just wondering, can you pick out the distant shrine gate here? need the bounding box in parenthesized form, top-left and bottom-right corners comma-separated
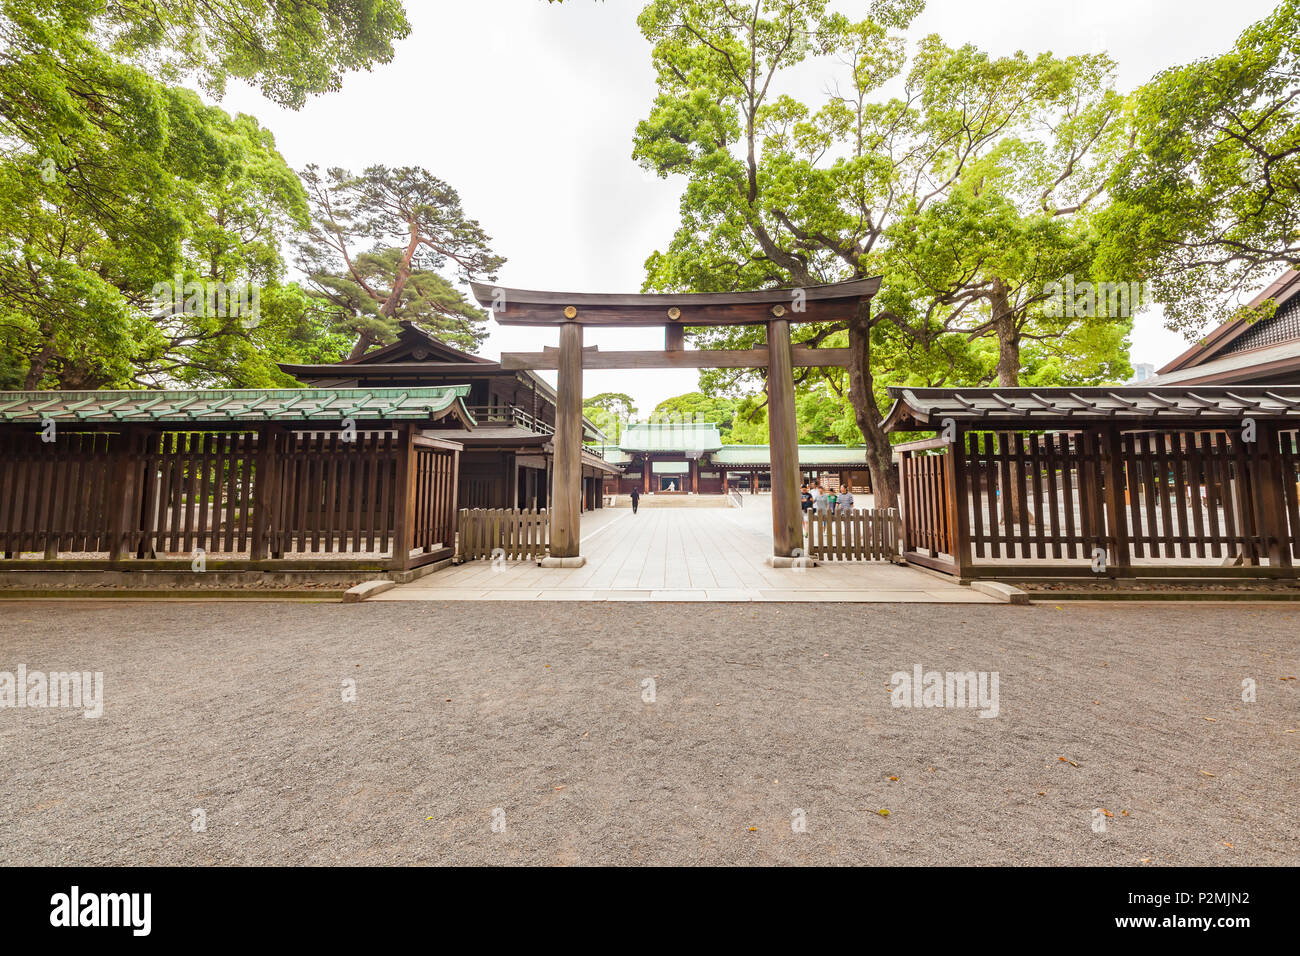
(470, 279, 880, 565)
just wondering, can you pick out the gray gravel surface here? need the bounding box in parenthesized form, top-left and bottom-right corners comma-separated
(0, 601, 1295, 865)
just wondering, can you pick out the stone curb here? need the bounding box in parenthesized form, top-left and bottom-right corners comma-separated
(342, 580, 397, 603)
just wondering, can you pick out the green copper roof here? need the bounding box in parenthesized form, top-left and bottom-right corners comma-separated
(618, 421, 723, 452)
(0, 387, 475, 425)
(605, 442, 871, 467)
(712, 444, 868, 466)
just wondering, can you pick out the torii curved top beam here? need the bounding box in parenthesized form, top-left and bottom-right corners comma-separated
(469, 277, 880, 327)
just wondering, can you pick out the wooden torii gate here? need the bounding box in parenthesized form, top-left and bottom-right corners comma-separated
(470, 278, 880, 566)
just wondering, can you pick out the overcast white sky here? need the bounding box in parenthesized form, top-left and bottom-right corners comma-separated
(219, 0, 1282, 413)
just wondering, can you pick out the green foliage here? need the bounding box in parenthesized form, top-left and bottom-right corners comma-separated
(794, 383, 857, 444)
(727, 394, 769, 444)
(96, 0, 410, 109)
(652, 391, 737, 432)
(1099, 0, 1300, 334)
(633, 0, 1134, 399)
(1, 67, 320, 386)
(583, 391, 638, 441)
(0, 0, 411, 388)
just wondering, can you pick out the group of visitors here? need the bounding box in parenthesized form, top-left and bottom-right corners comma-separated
(800, 481, 855, 524)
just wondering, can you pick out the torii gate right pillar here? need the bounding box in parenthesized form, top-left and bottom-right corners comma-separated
(766, 317, 803, 562)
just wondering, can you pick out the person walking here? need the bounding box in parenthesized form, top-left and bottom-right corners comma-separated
(837, 484, 855, 513)
(630, 486, 640, 514)
(812, 483, 831, 516)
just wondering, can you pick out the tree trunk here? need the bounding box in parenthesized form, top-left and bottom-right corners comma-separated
(347, 226, 420, 362)
(347, 334, 374, 361)
(991, 311, 1021, 388)
(846, 301, 899, 510)
(24, 343, 55, 389)
(990, 281, 1031, 528)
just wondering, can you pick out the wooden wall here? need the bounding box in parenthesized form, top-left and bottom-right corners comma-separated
(0, 424, 460, 569)
(899, 426, 1300, 578)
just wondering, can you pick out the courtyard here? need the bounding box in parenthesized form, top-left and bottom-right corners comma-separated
(1, 599, 1294, 866)
(385, 502, 995, 602)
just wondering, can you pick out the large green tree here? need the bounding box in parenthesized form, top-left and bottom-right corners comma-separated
(32, 0, 410, 109)
(0, 0, 409, 387)
(298, 165, 505, 358)
(1099, 0, 1300, 333)
(652, 391, 738, 434)
(1, 84, 324, 387)
(583, 391, 638, 442)
(633, 0, 1132, 505)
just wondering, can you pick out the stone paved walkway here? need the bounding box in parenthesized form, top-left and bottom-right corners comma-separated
(376, 504, 996, 603)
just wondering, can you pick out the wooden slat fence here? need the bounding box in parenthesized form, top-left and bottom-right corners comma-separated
(1282, 428, 1300, 560)
(412, 439, 459, 554)
(138, 430, 257, 558)
(0, 430, 117, 556)
(272, 432, 397, 556)
(0, 423, 461, 570)
(898, 426, 1300, 576)
(900, 446, 951, 556)
(457, 508, 549, 561)
(1116, 430, 1255, 562)
(959, 431, 1109, 561)
(957, 430, 1283, 562)
(805, 509, 898, 561)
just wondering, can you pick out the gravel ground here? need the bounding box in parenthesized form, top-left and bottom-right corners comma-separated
(0, 601, 1296, 866)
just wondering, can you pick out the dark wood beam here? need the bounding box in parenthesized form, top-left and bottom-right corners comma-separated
(499, 345, 852, 371)
(471, 278, 881, 328)
(483, 299, 866, 327)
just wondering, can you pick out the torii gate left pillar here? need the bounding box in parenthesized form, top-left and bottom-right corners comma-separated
(544, 320, 585, 566)
(765, 317, 804, 564)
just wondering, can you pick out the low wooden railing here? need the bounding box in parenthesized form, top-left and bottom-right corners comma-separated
(898, 438, 952, 561)
(411, 439, 459, 556)
(457, 508, 549, 562)
(463, 404, 553, 435)
(804, 508, 899, 561)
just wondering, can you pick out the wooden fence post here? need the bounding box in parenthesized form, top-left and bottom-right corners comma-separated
(449, 447, 461, 553)
(1101, 426, 1132, 572)
(1255, 421, 1293, 568)
(898, 450, 911, 554)
(391, 422, 418, 571)
(1230, 426, 1262, 565)
(250, 425, 282, 562)
(107, 427, 143, 563)
(945, 430, 970, 576)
